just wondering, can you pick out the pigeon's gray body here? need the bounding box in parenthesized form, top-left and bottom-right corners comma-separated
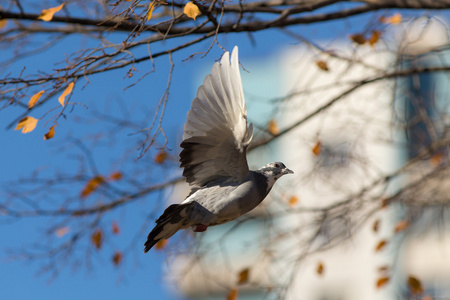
(144, 47, 293, 252)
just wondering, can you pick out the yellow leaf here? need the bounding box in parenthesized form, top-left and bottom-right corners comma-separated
(350, 34, 366, 45)
(38, 3, 65, 22)
(408, 276, 424, 295)
(91, 229, 103, 250)
(15, 116, 39, 134)
(227, 288, 238, 300)
(0, 19, 7, 29)
(80, 176, 105, 198)
(380, 13, 402, 25)
(28, 90, 45, 109)
(184, 2, 200, 20)
(237, 268, 249, 285)
(268, 119, 280, 135)
(394, 220, 409, 233)
(288, 195, 299, 207)
(155, 239, 168, 250)
(376, 276, 390, 289)
(58, 82, 74, 107)
(373, 219, 380, 233)
(43, 125, 56, 140)
(154, 150, 168, 164)
(147, 1, 156, 21)
(112, 221, 120, 235)
(316, 261, 324, 275)
(112, 251, 123, 266)
(109, 171, 123, 181)
(55, 227, 70, 237)
(316, 60, 329, 71)
(312, 141, 321, 156)
(369, 30, 381, 47)
(375, 240, 388, 252)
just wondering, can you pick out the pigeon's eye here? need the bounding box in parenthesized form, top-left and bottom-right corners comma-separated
(274, 163, 280, 168)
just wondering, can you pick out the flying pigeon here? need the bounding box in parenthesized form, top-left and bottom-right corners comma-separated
(144, 46, 293, 252)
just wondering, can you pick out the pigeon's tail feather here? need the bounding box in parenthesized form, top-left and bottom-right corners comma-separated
(144, 203, 191, 253)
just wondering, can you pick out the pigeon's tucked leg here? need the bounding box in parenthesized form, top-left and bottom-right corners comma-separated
(193, 224, 208, 232)
(144, 203, 191, 253)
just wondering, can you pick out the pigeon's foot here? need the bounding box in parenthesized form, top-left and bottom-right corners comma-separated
(193, 224, 208, 232)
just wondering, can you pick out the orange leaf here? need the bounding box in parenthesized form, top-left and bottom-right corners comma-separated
(112, 251, 123, 266)
(184, 2, 200, 20)
(373, 219, 380, 233)
(58, 82, 74, 107)
(237, 268, 250, 285)
(55, 227, 70, 237)
(91, 229, 103, 249)
(316, 261, 324, 275)
(376, 276, 390, 289)
(312, 141, 321, 156)
(375, 240, 388, 252)
(316, 60, 329, 71)
(147, 1, 156, 21)
(350, 34, 366, 45)
(369, 30, 381, 47)
(408, 275, 424, 295)
(15, 116, 38, 134)
(109, 171, 123, 181)
(430, 152, 444, 166)
(288, 195, 299, 207)
(112, 221, 120, 235)
(268, 119, 280, 136)
(0, 19, 7, 29)
(380, 13, 402, 25)
(155, 239, 168, 250)
(28, 90, 45, 109)
(38, 3, 65, 22)
(43, 125, 56, 140)
(80, 176, 105, 198)
(227, 288, 238, 300)
(394, 220, 409, 233)
(154, 150, 168, 164)
(380, 198, 389, 209)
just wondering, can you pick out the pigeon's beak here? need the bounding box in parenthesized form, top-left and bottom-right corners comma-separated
(282, 168, 294, 175)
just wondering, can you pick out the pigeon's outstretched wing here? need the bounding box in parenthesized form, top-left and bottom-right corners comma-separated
(180, 47, 253, 187)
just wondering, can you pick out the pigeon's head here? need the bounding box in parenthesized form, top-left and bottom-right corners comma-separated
(258, 162, 293, 189)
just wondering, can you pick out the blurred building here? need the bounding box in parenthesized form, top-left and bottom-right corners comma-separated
(164, 17, 450, 300)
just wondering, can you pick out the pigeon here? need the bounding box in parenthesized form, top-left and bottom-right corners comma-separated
(144, 46, 293, 252)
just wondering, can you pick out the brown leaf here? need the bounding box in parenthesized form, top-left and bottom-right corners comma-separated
(91, 229, 103, 250)
(112, 221, 120, 235)
(227, 288, 238, 300)
(267, 119, 280, 136)
(376, 276, 390, 289)
(350, 34, 366, 45)
(109, 171, 123, 181)
(80, 176, 105, 198)
(369, 30, 381, 47)
(154, 150, 168, 164)
(377, 265, 389, 272)
(155, 239, 168, 250)
(430, 152, 444, 166)
(238, 268, 250, 285)
(184, 2, 200, 20)
(316, 60, 329, 71)
(394, 220, 409, 233)
(316, 261, 324, 275)
(38, 3, 65, 22)
(380, 198, 389, 209)
(408, 275, 424, 295)
(58, 82, 74, 107)
(312, 141, 321, 156)
(0, 19, 7, 29)
(43, 125, 56, 140)
(373, 219, 380, 233)
(15, 116, 39, 134)
(288, 196, 299, 207)
(28, 90, 45, 109)
(375, 240, 388, 252)
(112, 251, 123, 266)
(55, 227, 70, 237)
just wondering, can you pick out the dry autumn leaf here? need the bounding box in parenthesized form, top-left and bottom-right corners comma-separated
(112, 251, 123, 266)
(184, 2, 200, 20)
(38, 3, 65, 22)
(312, 141, 321, 156)
(380, 13, 402, 25)
(58, 82, 74, 107)
(288, 195, 299, 207)
(375, 240, 388, 252)
(350, 33, 366, 45)
(377, 265, 389, 272)
(373, 219, 380, 233)
(55, 227, 70, 237)
(394, 220, 409, 233)
(112, 221, 120, 235)
(267, 119, 280, 135)
(376, 276, 390, 289)
(316, 60, 329, 71)
(227, 288, 238, 300)
(238, 268, 250, 285)
(43, 125, 56, 140)
(91, 229, 103, 249)
(15, 116, 39, 134)
(0, 19, 7, 29)
(109, 171, 123, 181)
(408, 276, 424, 295)
(80, 176, 105, 198)
(316, 261, 324, 275)
(28, 90, 45, 109)
(154, 150, 168, 164)
(155, 239, 168, 250)
(147, 1, 156, 21)
(369, 30, 381, 47)
(430, 152, 444, 166)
